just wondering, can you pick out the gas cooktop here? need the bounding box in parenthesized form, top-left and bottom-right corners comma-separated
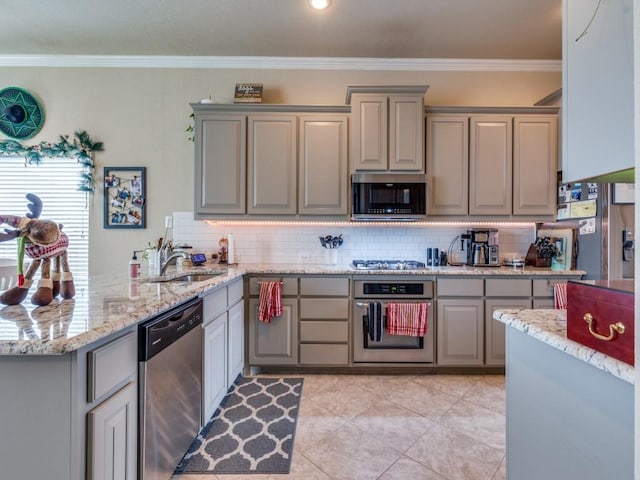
(351, 259, 426, 270)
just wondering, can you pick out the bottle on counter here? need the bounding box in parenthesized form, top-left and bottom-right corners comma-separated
(129, 251, 141, 279)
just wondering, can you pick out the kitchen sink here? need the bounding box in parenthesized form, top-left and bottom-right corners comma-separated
(146, 272, 224, 283)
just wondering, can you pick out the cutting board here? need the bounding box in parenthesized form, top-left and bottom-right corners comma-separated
(537, 227, 578, 270)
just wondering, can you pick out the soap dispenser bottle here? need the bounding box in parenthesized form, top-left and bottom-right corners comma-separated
(129, 251, 141, 279)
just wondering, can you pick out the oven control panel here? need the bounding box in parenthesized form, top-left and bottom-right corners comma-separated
(363, 283, 424, 295)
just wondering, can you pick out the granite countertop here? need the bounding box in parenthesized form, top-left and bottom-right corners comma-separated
(0, 262, 584, 355)
(493, 308, 634, 384)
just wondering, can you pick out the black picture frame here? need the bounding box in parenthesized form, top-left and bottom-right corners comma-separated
(103, 166, 146, 229)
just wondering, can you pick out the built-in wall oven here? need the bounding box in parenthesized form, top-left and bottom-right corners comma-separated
(353, 278, 434, 363)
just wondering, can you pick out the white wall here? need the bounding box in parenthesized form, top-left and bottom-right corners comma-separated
(0, 66, 560, 275)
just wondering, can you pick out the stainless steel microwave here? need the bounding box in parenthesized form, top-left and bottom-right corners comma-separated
(351, 173, 427, 221)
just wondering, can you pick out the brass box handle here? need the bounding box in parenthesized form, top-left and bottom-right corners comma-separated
(583, 313, 626, 341)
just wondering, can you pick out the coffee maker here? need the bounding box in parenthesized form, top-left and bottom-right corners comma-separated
(463, 229, 500, 266)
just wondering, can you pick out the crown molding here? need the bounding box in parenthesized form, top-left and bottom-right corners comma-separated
(0, 55, 561, 72)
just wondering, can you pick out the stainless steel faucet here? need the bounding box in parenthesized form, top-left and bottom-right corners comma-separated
(160, 251, 190, 276)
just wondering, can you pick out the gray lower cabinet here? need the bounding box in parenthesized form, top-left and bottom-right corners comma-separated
(437, 298, 484, 366)
(484, 298, 531, 365)
(203, 312, 228, 422)
(299, 276, 350, 365)
(0, 327, 138, 480)
(202, 279, 245, 422)
(484, 278, 532, 366)
(248, 297, 298, 365)
(436, 276, 577, 367)
(227, 300, 245, 384)
(86, 382, 137, 480)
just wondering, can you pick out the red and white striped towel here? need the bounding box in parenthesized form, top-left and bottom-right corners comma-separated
(258, 281, 283, 323)
(554, 282, 567, 310)
(386, 302, 429, 337)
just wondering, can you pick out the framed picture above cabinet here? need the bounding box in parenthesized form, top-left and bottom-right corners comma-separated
(103, 166, 146, 229)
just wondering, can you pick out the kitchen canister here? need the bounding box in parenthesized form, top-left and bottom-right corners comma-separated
(324, 248, 338, 265)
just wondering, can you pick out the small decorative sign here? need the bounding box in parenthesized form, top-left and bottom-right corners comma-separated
(104, 166, 146, 229)
(234, 83, 263, 103)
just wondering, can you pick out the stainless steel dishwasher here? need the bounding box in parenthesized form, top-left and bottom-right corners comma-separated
(139, 297, 203, 480)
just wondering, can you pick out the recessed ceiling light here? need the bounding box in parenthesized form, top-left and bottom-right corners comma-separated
(309, 0, 332, 10)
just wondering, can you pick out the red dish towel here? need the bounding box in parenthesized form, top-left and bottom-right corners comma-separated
(386, 302, 429, 337)
(259, 281, 283, 323)
(554, 282, 567, 310)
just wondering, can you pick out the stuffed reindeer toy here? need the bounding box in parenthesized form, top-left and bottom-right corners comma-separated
(0, 193, 75, 306)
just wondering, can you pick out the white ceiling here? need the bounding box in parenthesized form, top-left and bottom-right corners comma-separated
(1, 0, 562, 60)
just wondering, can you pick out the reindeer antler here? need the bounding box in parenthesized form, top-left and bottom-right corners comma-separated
(25, 193, 42, 219)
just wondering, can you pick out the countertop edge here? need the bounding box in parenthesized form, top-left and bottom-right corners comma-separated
(494, 309, 634, 384)
(0, 264, 584, 355)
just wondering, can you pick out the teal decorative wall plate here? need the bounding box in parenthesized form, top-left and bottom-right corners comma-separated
(0, 87, 45, 140)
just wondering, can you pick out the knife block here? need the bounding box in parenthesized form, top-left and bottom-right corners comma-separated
(525, 244, 551, 267)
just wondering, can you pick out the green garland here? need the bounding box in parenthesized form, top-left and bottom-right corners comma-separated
(0, 130, 104, 193)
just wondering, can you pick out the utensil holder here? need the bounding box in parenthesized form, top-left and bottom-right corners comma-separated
(147, 250, 160, 276)
(324, 249, 338, 265)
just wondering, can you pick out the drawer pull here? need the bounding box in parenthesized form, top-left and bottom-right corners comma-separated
(583, 313, 626, 341)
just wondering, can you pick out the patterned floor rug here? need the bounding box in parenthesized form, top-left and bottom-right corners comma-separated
(174, 376, 304, 475)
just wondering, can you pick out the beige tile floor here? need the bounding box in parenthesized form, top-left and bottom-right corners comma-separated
(173, 373, 506, 480)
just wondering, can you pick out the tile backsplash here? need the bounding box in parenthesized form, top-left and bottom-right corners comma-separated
(172, 212, 534, 265)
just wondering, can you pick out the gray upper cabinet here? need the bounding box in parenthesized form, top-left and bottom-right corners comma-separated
(298, 115, 349, 215)
(426, 114, 469, 215)
(513, 115, 558, 215)
(195, 114, 247, 216)
(248, 115, 297, 214)
(562, 0, 634, 183)
(192, 104, 350, 219)
(469, 116, 513, 215)
(426, 107, 558, 218)
(348, 86, 428, 172)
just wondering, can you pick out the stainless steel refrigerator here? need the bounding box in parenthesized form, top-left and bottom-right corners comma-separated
(541, 183, 634, 280)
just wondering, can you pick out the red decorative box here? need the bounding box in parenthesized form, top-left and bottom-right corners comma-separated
(566, 280, 634, 366)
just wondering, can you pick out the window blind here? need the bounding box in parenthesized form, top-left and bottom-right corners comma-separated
(0, 157, 89, 285)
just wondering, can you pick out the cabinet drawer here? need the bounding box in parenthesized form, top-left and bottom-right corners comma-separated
(533, 298, 555, 309)
(300, 321, 349, 342)
(203, 286, 227, 321)
(533, 278, 567, 297)
(228, 279, 243, 305)
(249, 277, 298, 296)
(486, 278, 531, 297)
(300, 277, 349, 296)
(300, 298, 349, 319)
(87, 332, 137, 403)
(437, 278, 483, 296)
(300, 344, 349, 365)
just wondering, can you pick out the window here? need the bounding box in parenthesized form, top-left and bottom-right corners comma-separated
(0, 157, 89, 287)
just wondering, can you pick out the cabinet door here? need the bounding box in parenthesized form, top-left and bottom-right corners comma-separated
(298, 115, 348, 215)
(513, 115, 558, 215)
(227, 300, 245, 386)
(485, 298, 532, 366)
(248, 115, 297, 214)
(203, 314, 228, 422)
(389, 95, 424, 171)
(437, 298, 484, 366)
(469, 116, 512, 215)
(87, 382, 137, 480)
(426, 115, 469, 215)
(350, 94, 388, 171)
(563, 0, 634, 182)
(195, 114, 247, 216)
(248, 298, 299, 365)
